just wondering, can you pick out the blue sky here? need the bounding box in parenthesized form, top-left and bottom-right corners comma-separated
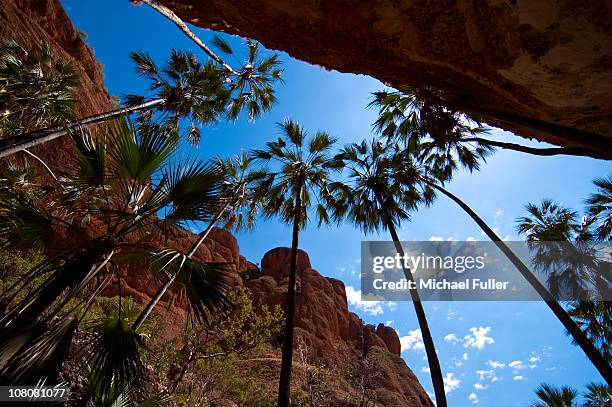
(62, 1, 611, 405)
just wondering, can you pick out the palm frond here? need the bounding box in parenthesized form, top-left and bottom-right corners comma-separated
(82, 316, 145, 400)
(171, 257, 232, 325)
(0, 317, 77, 385)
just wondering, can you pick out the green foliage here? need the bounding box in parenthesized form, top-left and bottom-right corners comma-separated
(329, 139, 434, 234)
(369, 87, 493, 177)
(531, 382, 611, 407)
(0, 120, 231, 386)
(0, 39, 80, 136)
(583, 382, 612, 406)
(249, 118, 339, 228)
(0, 245, 44, 310)
(516, 177, 612, 361)
(586, 175, 612, 241)
(149, 286, 283, 405)
(531, 383, 578, 407)
(125, 41, 282, 145)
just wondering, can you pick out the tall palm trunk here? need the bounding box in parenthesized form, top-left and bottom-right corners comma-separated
(132, 202, 230, 331)
(422, 178, 612, 385)
(379, 203, 447, 407)
(137, 0, 237, 75)
(0, 98, 164, 159)
(461, 137, 608, 160)
(277, 177, 304, 407)
(455, 103, 612, 160)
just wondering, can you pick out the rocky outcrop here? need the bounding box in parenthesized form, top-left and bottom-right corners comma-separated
(249, 248, 404, 360)
(247, 247, 432, 405)
(157, 0, 612, 154)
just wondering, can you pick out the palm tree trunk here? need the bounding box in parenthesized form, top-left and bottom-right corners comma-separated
(381, 211, 448, 406)
(132, 203, 229, 331)
(422, 178, 612, 385)
(462, 137, 608, 160)
(455, 103, 612, 160)
(137, 0, 237, 75)
(277, 178, 304, 407)
(0, 98, 165, 159)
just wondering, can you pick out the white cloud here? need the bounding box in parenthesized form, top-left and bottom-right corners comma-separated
(494, 210, 504, 220)
(386, 320, 394, 326)
(487, 360, 505, 369)
(421, 366, 431, 373)
(463, 327, 494, 350)
(399, 329, 425, 353)
(466, 237, 477, 242)
(387, 301, 398, 311)
(508, 360, 526, 372)
(462, 353, 469, 361)
(443, 372, 461, 394)
(345, 286, 383, 316)
(513, 375, 525, 381)
(428, 236, 456, 241)
(529, 356, 540, 363)
(468, 392, 479, 403)
(447, 309, 459, 320)
(474, 383, 487, 391)
(476, 370, 498, 382)
(444, 333, 459, 344)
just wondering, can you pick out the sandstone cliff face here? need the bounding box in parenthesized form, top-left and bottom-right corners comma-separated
(0, 0, 116, 167)
(158, 0, 612, 154)
(247, 247, 432, 406)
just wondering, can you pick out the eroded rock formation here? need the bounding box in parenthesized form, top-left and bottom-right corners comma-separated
(158, 0, 612, 154)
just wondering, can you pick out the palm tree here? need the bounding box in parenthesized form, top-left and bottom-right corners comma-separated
(569, 301, 612, 364)
(369, 88, 609, 160)
(0, 118, 230, 386)
(531, 383, 577, 407)
(329, 139, 446, 406)
(332, 137, 612, 384)
(586, 175, 612, 241)
(0, 39, 80, 137)
(131, 0, 283, 122)
(131, 0, 237, 74)
(131, 152, 257, 330)
(0, 39, 282, 157)
(418, 178, 611, 384)
(249, 119, 338, 407)
(583, 382, 612, 406)
(517, 198, 612, 374)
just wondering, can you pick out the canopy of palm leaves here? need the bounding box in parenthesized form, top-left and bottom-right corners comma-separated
(369, 86, 494, 178)
(583, 382, 612, 406)
(211, 36, 283, 121)
(329, 139, 435, 232)
(126, 41, 282, 145)
(586, 175, 612, 241)
(0, 39, 80, 137)
(517, 192, 612, 363)
(0, 118, 231, 386)
(531, 383, 578, 407)
(249, 118, 339, 227)
(215, 152, 258, 231)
